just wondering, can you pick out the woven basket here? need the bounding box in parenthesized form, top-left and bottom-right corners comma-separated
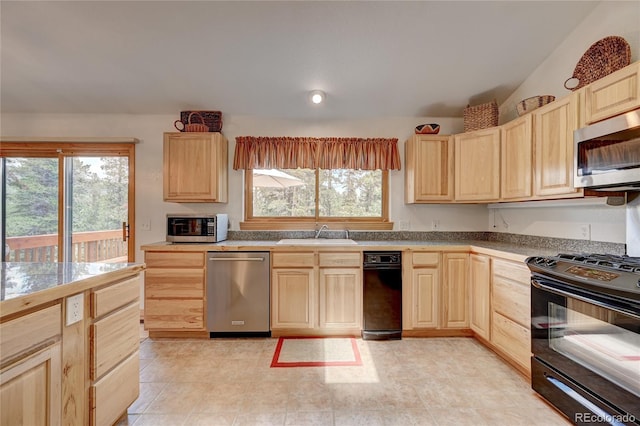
(180, 110, 222, 132)
(516, 95, 556, 116)
(564, 36, 631, 91)
(463, 100, 498, 132)
(174, 112, 210, 132)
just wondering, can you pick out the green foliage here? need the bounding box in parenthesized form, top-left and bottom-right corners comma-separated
(252, 168, 382, 218)
(4, 157, 128, 237)
(5, 158, 59, 236)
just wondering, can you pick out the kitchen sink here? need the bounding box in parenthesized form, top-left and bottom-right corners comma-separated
(276, 238, 358, 245)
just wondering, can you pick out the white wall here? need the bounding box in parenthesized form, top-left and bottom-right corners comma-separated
(3, 113, 494, 262)
(489, 0, 638, 246)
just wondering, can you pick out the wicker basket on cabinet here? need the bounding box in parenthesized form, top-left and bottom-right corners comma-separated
(463, 100, 499, 132)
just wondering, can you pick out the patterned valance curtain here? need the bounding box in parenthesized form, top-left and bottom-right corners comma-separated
(233, 136, 401, 171)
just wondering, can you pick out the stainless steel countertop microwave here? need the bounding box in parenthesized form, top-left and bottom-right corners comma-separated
(166, 214, 228, 243)
(574, 109, 640, 191)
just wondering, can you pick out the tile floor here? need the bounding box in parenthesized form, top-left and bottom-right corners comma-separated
(117, 328, 570, 426)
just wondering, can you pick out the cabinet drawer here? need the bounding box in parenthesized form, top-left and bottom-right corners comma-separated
(492, 275, 530, 327)
(90, 302, 139, 381)
(492, 258, 530, 284)
(0, 304, 61, 366)
(319, 252, 361, 267)
(91, 277, 139, 319)
(272, 252, 315, 268)
(491, 311, 531, 370)
(91, 351, 139, 426)
(145, 269, 204, 298)
(145, 251, 205, 268)
(412, 252, 439, 266)
(144, 299, 204, 329)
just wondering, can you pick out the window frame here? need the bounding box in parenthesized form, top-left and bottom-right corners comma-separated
(241, 168, 392, 230)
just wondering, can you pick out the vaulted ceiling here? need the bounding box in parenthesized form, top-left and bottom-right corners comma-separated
(1, 1, 600, 119)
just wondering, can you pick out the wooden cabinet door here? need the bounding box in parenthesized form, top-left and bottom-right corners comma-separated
(163, 132, 228, 202)
(411, 267, 439, 328)
(500, 115, 532, 200)
(271, 268, 315, 329)
(1, 343, 62, 426)
(319, 268, 362, 329)
(405, 135, 454, 202)
(441, 252, 469, 328)
(533, 95, 582, 198)
(469, 254, 490, 340)
(454, 128, 500, 201)
(585, 62, 640, 124)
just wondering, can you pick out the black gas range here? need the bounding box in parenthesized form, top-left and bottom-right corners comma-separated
(527, 253, 640, 425)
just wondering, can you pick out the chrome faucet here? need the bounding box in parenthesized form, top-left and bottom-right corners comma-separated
(315, 224, 329, 239)
(345, 229, 350, 239)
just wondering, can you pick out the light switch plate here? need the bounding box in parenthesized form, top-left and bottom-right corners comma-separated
(66, 293, 84, 326)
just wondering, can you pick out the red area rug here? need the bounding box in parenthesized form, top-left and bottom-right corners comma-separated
(270, 337, 362, 368)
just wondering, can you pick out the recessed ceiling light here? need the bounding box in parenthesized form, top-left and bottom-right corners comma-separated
(310, 90, 325, 104)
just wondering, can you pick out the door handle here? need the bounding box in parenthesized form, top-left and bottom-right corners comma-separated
(122, 222, 130, 242)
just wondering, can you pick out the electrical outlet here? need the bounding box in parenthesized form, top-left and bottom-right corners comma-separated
(66, 293, 84, 326)
(432, 220, 440, 230)
(399, 221, 410, 231)
(579, 224, 591, 240)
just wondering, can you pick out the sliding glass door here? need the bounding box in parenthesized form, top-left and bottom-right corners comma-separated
(1, 142, 135, 262)
(3, 157, 60, 261)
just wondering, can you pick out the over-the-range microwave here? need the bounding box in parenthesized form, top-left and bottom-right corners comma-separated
(166, 214, 228, 243)
(574, 109, 640, 191)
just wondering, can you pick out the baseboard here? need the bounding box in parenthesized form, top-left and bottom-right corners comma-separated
(402, 328, 474, 338)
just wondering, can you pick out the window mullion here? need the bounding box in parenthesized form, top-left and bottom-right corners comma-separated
(315, 168, 320, 221)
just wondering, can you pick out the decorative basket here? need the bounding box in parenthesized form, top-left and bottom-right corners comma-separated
(174, 112, 210, 132)
(463, 100, 498, 132)
(176, 110, 223, 132)
(516, 95, 556, 116)
(564, 36, 631, 91)
(415, 123, 440, 134)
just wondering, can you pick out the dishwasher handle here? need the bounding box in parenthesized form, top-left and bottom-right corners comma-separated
(209, 257, 265, 262)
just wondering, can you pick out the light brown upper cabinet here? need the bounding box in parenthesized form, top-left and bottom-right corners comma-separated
(405, 135, 454, 203)
(454, 127, 500, 202)
(163, 132, 228, 202)
(584, 61, 640, 124)
(533, 94, 583, 199)
(500, 115, 533, 200)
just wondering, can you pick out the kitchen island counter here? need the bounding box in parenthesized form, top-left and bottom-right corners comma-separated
(0, 261, 144, 426)
(1, 261, 145, 317)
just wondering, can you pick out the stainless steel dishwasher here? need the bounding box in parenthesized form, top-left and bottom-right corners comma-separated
(207, 251, 270, 337)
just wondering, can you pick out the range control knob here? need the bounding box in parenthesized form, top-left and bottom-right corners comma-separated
(545, 259, 557, 267)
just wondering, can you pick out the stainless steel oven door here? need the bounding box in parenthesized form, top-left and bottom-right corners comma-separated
(531, 276, 640, 424)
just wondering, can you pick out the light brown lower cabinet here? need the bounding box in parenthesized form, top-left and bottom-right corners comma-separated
(144, 251, 206, 332)
(469, 253, 491, 340)
(89, 277, 140, 426)
(272, 267, 316, 329)
(442, 252, 469, 328)
(489, 257, 532, 374)
(0, 304, 63, 426)
(271, 251, 362, 334)
(404, 251, 470, 333)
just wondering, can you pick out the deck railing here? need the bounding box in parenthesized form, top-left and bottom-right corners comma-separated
(4, 230, 128, 262)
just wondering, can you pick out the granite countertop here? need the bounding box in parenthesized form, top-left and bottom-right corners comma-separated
(141, 239, 559, 260)
(1, 262, 145, 316)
